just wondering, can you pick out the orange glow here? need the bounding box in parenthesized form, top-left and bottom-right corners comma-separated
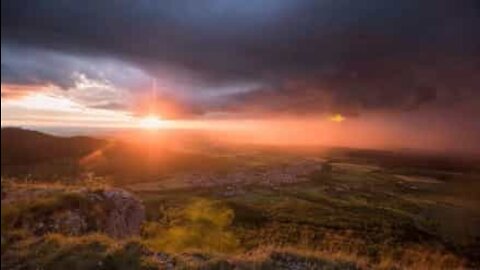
(1, 84, 52, 99)
(1, 89, 138, 128)
(329, 113, 345, 123)
(138, 115, 165, 130)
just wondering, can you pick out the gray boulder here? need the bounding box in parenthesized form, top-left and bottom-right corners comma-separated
(99, 188, 145, 238)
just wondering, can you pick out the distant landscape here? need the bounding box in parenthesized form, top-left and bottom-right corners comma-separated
(2, 1, 480, 269)
(2, 128, 479, 269)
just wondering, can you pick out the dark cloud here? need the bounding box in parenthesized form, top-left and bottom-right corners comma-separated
(1, 0, 479, 115)
(1, 44, 152, 91)
(1, 46, 77, 89)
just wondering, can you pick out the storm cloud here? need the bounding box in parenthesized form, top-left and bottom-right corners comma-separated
(2, 0, 479, 115)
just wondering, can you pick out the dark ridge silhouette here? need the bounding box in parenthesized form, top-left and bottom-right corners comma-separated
(1, 127, 105, 166)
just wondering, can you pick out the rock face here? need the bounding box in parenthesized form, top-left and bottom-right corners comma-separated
(54, 210, 88, 236)
(77, 188, 146, 238)
(100, 188, 145, 238)
(2, 185, 145, 239)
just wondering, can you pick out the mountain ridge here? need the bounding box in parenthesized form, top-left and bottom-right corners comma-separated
(1, 127, 105, 166)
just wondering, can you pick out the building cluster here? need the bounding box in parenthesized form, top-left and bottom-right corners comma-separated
(179, 159, 323, 191)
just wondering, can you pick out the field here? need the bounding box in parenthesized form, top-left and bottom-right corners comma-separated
(127, 148, 480, 268)
(2, 130, 480, 269)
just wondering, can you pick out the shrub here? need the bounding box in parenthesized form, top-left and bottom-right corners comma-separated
(144, 198, 239, 253)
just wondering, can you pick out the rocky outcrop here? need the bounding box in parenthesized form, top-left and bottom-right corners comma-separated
(73, 188, 146, 238)
(53, 210, 88, 235)
(98, 188, 145, 238)
(2, 185, 145, 238)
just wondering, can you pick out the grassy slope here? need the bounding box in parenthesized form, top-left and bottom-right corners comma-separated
(2, 147, 479, 269)
(131, 157, 480, 269)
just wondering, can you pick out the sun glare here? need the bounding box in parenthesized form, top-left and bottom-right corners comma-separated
(329, 114, 346, 123)
(139, 116, 164, 130)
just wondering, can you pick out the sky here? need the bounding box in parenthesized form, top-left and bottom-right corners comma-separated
(1, 0, 479, 152)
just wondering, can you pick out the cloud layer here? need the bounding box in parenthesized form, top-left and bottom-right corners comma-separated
(2, 0, 479, 120)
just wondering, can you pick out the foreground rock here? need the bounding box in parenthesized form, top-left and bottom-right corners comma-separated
(96, 188, 145, 238)
(1, 184, 145, 238)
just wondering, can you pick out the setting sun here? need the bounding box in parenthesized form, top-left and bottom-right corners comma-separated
(138, 116, 165, 130)
(329, 113, 346, 123)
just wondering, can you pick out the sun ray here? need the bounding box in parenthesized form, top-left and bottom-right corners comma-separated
(138, 115, 165, 129)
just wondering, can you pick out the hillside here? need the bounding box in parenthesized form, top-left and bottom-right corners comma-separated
(1, 128, 105, 166)
(1, 128, 106, 179)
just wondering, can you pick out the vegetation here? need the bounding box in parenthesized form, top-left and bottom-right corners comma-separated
(1, 128, 105, 180)
(143, 198, 239, 253)
(1, 129, 479, 269)
(2, 233, 158, 270)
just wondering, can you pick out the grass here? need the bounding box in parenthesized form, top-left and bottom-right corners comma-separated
(1, 233, 158, 270)
(1, 182, 115, 239)
(131, 160, 478, 267)
(2, 148, 479, 269)
(2, 191, 88, 232)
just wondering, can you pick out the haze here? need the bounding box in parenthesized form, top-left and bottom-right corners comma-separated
(1, 0, 479, 153)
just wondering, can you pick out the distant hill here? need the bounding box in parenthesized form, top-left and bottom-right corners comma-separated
(1, 128, 106, 166)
